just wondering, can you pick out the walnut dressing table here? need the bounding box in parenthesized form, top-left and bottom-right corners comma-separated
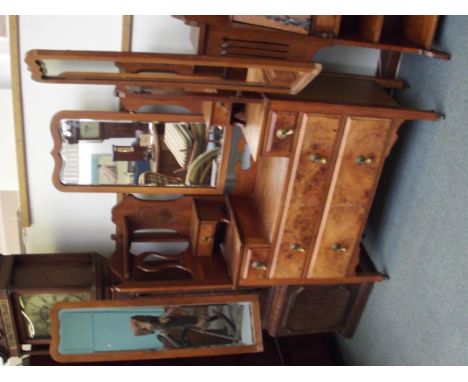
(13, 47, 443, 362)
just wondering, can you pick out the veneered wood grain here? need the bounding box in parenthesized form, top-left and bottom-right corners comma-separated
(274, 114, 341, 279)
(308, 206, 366, 278)
(332, 117, 392, 206)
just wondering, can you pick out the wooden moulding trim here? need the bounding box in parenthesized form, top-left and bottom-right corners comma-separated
(269, 100, 441, 122)
(238, 273, 384, 287)
(50, 110, 231, 195)
(332, 37, 451, 60)
(49, 294, 263, 363)
(121, 16, 133, 52)
(112, 279, 234, 293)
(26, 49, 320, 72)
(9, 16, 31, 227)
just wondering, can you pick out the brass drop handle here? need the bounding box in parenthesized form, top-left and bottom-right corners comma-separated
(356, 155, 374, 165)
(310, 154, 327, 164)
(276, 128, 295, 140)
(202, 236, 213, 242)
(290, 243, 306, 253)
(251, 260, 268, 270)
(331, 243, 348, 253)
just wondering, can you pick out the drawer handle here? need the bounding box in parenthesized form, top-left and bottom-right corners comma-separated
(289, 243, 306, 253)
(356, 155, 374, 165)
(251, 260, 268, 270)
(310, 154, 327, 164)
(276, 128, 295, 140)
(201, 236, 213, 242)
(331, 243, 348, 253)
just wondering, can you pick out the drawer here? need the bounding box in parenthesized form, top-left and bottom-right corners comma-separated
(212, 102, 231, 125)
(194, 223, 217, 256)
(264, 111, 299, 155)
(308, 206, 366, 278)
(273, 114, 341, 279)
(332, 117, 392, 206)
(241, 247, 270, 280)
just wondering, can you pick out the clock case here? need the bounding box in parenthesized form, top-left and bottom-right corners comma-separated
(0, 253, 106, 362)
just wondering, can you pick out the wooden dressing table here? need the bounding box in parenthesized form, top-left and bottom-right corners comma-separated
(2, 39, 444, 363)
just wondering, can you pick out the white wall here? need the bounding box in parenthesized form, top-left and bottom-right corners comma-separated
(0, 89, 19, 190)
(18, 16, 196, 255)
(131, 16, 195, 53)
(19, 16, 122, 255)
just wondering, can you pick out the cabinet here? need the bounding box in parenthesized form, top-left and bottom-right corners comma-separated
(223, 76, 439, 287)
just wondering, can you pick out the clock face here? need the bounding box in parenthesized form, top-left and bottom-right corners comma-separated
(79, 121, 100, 139)
(19, 293, 90, 339)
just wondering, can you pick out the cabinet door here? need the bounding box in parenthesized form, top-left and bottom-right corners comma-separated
(265, 285, 355, 336)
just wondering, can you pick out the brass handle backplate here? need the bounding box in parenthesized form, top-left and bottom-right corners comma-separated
(276, 128, 295, 140)
(251, 260, 268, 270)
(290, 243, 306, 253)
(356, 155, 374, 165)
(310, 154, 327, 164)
(202, 236, 213, 242)
(331, 243, 348, 253)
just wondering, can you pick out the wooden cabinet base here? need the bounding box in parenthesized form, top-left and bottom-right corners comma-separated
(263, 282, 374, 338)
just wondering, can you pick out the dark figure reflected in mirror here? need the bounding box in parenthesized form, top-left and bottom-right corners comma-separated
(130, 305, 240, 349)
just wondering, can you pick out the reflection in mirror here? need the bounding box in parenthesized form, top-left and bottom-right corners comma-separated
(56, 302, 254, 355)
(58, 119, 225, 189)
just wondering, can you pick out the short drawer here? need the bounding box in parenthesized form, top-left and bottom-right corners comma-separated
(308, 206, 366, 278)
(264, 111, 299, 155)
(241, 247, 271, 280)
(273, 114, 341, 279)
(332, 117, 392, 206)
(193, 222, 217, 256)
(212, 102, 231, 125)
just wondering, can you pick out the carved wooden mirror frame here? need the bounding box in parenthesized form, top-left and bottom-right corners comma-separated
(51, 110, 233, 195)
(25, 49, 321, 95)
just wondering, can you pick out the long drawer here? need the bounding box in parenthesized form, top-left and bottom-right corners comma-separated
(273, 114, 342, 279)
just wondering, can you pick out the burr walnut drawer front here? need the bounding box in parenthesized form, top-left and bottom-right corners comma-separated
(307, 206, 366, 278)
(332, 117, 393, 206)
(263, 111, 299, 156)
(273, 114, 342, 279)
(241, 247, 271, 280)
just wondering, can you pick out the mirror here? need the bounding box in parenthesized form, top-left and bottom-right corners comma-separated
(51, 111, 232, 194)
(50, 295, 263, 362)
(26, 49, 322, 95)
